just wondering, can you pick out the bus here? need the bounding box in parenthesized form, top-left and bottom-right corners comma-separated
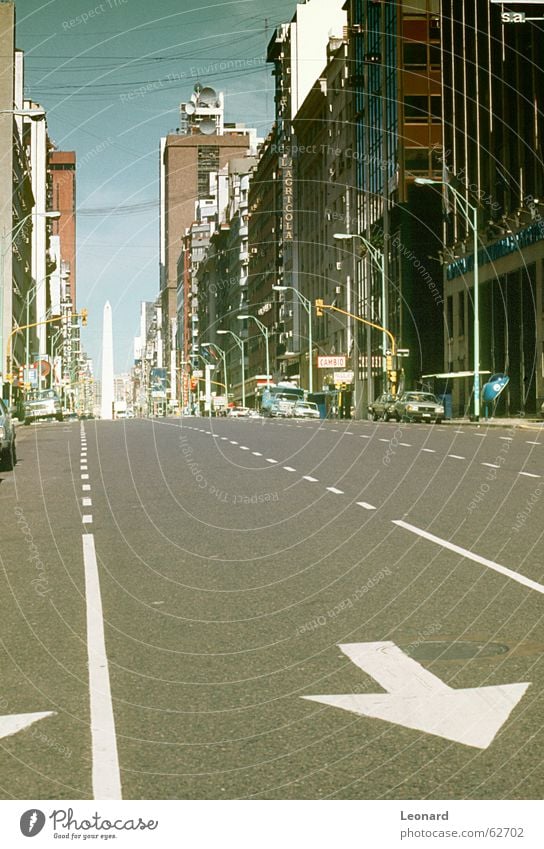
(261, 382, 305, 417)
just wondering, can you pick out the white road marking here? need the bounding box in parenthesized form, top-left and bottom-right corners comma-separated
(266, 458, 278, 464)
(393, 519, 544, 595)
(326, 487, 344, 495)
(303, 642, 530, 750)
(357, 502, 376, 510)
(81, 466, 88, 471)
(378, 438, 389, 443)
(252, 451, 262, 456)
(230, 441, 238, 445)
(519, 471, 541, 478)
(481, 463, 500, 468)
(82, 498, 92, 507)
(344, 432, 354, 435)
(81, 474, 89, 480)
(360, 435, 370, 439)
(220, 437, 228, 441)
(526, 441, 541, 446)
(448, 454, 465, 460)
(240, 446, 250, 450)
(283, 466, 296, 472)
(500, 436, 513, 441)
(0, 711, 56, 740)
(82, 515, 93, 524)
(303, 475, 318, 482)
(454, 430, 464, 434)
(82, 484, 91, 491)
(82, 534, 122, 799)
(212, 434, 219, 438)
(422, 448, 436, 453)
(399, 442, 412, 447)
(474, 432, 486, 437)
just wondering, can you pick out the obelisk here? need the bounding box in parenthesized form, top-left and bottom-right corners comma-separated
(100, 301, 114, 420)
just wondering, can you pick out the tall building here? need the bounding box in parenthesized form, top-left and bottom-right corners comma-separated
(0, 5, 34, 394)
(440, 0, 544, 415)
(49, 150, 76, 305)
(159, 84, 256, 394)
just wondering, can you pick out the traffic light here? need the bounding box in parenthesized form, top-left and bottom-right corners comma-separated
(315, 298, 324, 317)
(81, 308, 88, 326)
(386, 354, 393, 373)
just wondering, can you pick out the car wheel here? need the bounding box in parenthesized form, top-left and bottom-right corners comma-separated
(435, 418, 442, 425)
(372, 412, 379, 421)
(56, 414, 63, 422)
(24, 418, 30, 426)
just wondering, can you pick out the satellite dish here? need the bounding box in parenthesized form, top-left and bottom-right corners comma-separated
(199, 118, 216, 135)
(185, 102, 195, 115)
(199, 86, 218, 106)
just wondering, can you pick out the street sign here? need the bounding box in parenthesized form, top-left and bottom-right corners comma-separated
(318, 355, 346, 369)
(193, 369, 203, 378)
(303, 642, 529, 750)
(333, 370, 354, 384)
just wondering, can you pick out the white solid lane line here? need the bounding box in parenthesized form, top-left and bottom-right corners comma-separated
(357, 502, 376, 510)
(82, 534, 122, 799)
(393, 519, 544, 596)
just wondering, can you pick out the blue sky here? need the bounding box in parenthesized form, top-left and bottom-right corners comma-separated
(14, 0, 297, 372)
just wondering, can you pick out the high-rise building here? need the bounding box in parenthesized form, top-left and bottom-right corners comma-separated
(440, 0, 544, 415)
(159, 84, 256, 392)
(49, 150, 76, 305)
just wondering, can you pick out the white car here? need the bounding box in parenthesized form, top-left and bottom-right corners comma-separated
(293, 401, 320, 420)
(227, 406, 250, 418)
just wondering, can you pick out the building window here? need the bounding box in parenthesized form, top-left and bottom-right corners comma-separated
(404, 95, 428, 122)
(429, 43, 441, 68)
(430, 95, 442, 122)
(403, 42, 427, 68)
(405, 147, 429, 173)
(458, 290, 465, 336)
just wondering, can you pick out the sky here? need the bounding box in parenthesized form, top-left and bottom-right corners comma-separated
(13, 0, 298, 373)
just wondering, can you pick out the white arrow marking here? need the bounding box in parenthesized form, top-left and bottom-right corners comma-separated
(303, 642, 530, 749)
(0, 711, 55, 740)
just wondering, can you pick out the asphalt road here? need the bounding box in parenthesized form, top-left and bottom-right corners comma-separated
(1, 415, 543, 800)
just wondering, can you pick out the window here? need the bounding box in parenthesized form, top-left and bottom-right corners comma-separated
(405, 147, 429, 173)
(429, 44, 441, 68)
(430, 95, 442, 122)
(404, 95, 428, 122)
(403, 42, 427, 68)
(458, 291, 465, 336)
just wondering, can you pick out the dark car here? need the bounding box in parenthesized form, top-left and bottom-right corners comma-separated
(0, 398, 17, 470)
(387, 391, 445, 424)
(368, 393, 396, 421)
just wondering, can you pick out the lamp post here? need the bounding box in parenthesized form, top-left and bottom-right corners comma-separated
(217, 329, 246, 407)
(237, 314, 270, 389)
(415, 177, 480, 420)
(201, 342, 228, 408)
(272, 284, 313, 393)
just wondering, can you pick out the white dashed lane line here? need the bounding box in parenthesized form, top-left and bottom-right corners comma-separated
(357, 501, 376, 510)
(303, 476, 318, 482)
(252, 451, 262, 456)
(82, 484, 91, 491)
(448, 454, 465, 460)
(519, 471, 541, 478)
(266, 458, 278, 464)
(527, 441, 541, 446)
(421, 448, 436, 453)
(481, 463, 500, 469)
(82, 498, 92, 507)
(82, 515, 93, 524)
(326, 487, 344, 495)
(283, 466, 296, 472)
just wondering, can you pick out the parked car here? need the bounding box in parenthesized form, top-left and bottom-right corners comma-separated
(368, 393, 395, 421)
(23, 389, 63, 425)
(227, 406, 250, 418)
(293, 401, 320, 420)
(0, 398, 16, 470)
(387, 391, 444, 423)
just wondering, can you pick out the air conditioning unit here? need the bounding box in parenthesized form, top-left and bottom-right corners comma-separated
(335, 286, 342, 295)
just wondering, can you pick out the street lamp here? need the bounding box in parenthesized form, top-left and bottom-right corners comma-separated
(237, 314, 270, 389)
(0, 108, 46, 119)
(415, 177, 480, 420)
(217, 329, 246, 407)
(201, 342, 228, 408)
(272, 285, 313, 393)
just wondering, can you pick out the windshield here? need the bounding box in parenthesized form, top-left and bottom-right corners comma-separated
(28, 390, 58, 401)
(403, 393, 438, 403)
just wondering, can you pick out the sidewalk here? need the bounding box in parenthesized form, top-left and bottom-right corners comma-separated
(441, 417, 543, 431)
